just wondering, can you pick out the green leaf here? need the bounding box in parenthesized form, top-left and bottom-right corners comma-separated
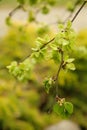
(7, 61, 17, 70)
(66, 58, 75, 63)
(64, 102, 73, 114)
(62, 39, 69, 46)
(58, 24, 64, 30)
(66, 20, 72, 29)
(66, 63, 76, 70)
(52, 50, 61, 63)
(53, 103, 64, 116)
(43, 78, 53, 93)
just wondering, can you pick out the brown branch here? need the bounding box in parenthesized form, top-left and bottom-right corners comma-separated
(52, 1, 87, 100)
(71, 1, 87, 23)
(39, 37, 55, 50)
(20, 37, 55, 63)
(64, 0, 81, 23)
(64, 11, 74, 23)
(9, 5, 22, 17)
(53, 48, 64, 99)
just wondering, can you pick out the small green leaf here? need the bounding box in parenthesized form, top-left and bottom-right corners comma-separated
(64, 102, 73, 114)
(58, 24, 64, 30)
(52, 50, 61, 63)
(66, 58, 75, 63)
(62, 39, 69, 46)
(43, 78, 53, 93)
(53, 103, 64, 116)
(7, 61, 17, 70)
(66, 63, 76, 70)
(66, 20, 72, 29)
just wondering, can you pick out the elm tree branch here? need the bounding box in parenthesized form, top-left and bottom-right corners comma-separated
(9, 5, 24, 17)
(53, 48, 64, 100)
(71, 1, 87, 23)
(20, 37, 55, 62)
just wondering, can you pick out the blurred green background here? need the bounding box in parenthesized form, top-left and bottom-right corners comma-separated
(0, 0, 87, 130)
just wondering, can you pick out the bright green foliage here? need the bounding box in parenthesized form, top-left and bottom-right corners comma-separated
(66, 58, 75, 63)
(55, 21, 76, 46)
(66, 63, 76, 70)
(51, 21, 76, 71)
(6, 21, 76, 117)
(7, 59, 34, 82)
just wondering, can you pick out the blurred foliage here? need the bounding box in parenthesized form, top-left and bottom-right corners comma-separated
(0, 21, 87, 129)
(0, 23, 59, 130)
(0, 0, 83, 10)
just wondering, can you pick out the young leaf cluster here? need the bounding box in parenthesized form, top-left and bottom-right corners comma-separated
(53, 98, 73, 117)
(7, 59, 34, 82)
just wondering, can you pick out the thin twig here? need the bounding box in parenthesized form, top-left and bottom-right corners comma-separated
(20, 37, 55, 62)
(71, 1, 87, 23)
(54, 48, 64, 98)
(64, 11, 74, 23)
(64, 0, 81, 23)
(9, 5, 22, 17)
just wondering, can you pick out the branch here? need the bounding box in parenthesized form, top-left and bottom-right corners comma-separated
(71, 1, 87, 23)
(64, 0, 82, 23)
(53, 1, 87, 100)
(9, 5, 23, 17)
(53, 48, 64, 100)
(1, 1, 86, 71)
(20, 37, 55, 62)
